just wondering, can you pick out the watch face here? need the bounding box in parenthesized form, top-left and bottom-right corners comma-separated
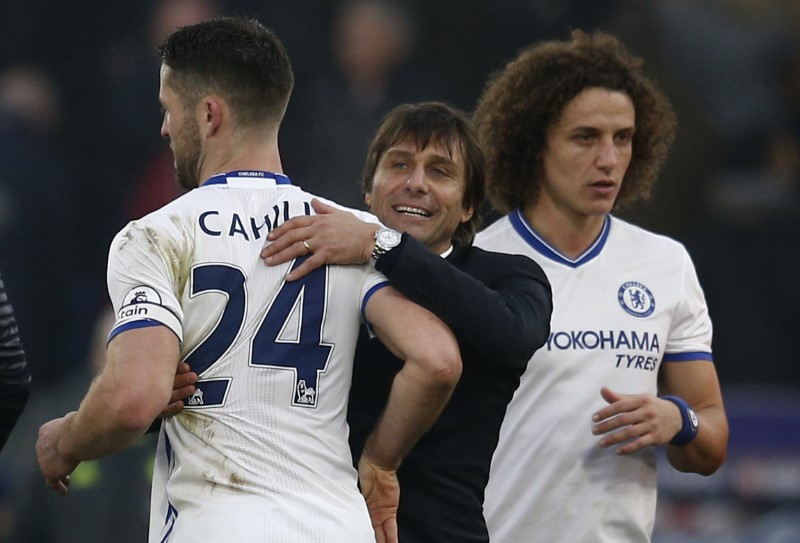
(378, 228, 401, 247)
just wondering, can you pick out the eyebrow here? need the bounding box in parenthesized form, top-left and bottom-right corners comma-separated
(384, 148, 414, 160)
(384, 147, 457, 166)
(568, 124, 635, 134)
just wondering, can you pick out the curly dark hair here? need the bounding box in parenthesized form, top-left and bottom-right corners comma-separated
(362, 102, 485, 246)
(473, 30, 676, 214)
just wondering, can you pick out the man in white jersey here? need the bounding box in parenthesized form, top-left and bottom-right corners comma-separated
(473, 31, 729, 542)
(35, 18, 461, 543)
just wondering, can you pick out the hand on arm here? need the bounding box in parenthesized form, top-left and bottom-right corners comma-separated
(358, 286, 462, 541)
(35, 326, 180, 495)
(159, 362, 198, 418)
(261, 199, 379, 281)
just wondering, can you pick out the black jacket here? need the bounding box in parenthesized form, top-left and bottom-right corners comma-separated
(0, 272, 31, 451)
(348, 234, 552, 542)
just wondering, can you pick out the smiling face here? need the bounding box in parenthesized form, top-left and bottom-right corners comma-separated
(159, 64, 202, 189)
(366, 138, 474, 254)
(531, 87, 635, 229)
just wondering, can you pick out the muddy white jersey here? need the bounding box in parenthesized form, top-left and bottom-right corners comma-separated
(106, 171, 385, 543)
(476, 211, 713, 543)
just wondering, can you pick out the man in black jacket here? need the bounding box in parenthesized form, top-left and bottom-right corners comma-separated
(260, 101, 553, 542)
(0, 271, 30, 452)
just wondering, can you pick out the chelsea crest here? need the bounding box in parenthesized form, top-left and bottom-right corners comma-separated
(618, 281, 655, 318)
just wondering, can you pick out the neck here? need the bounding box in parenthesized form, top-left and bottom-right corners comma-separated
(522, 202, 607, 259)
(198, 133, 284, 184)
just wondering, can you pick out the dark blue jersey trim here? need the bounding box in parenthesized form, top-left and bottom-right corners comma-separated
(509, 209, 610, 268)
(107, 319, 167, 343)
(202, 170, 292, 187)
(663, 351, 714, 362)
(362, 281, 390, 320)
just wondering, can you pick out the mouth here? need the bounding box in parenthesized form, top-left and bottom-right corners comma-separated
(394, 205, 432, 218)
(588, 179, 618, 195)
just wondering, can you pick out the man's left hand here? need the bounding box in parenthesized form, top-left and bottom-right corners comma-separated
(591, 386, 683, 454)
(358, 453, 400, 543)
(261, 199, 379, 281)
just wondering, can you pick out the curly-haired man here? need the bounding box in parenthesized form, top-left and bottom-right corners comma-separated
(474, 30, 728, 542)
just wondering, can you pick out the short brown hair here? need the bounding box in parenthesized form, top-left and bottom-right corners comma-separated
(362, 102, 485, 246)
(158, 17, 294, 130)
(474, 30, 676, 214)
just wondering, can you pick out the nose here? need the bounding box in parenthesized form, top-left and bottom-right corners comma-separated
(160, 116, 169, 140)
(596, 138, 618, 172)
(405, 165, 428, 193)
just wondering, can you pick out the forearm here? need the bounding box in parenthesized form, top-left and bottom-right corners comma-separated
(58, 376, 156, 462)
(362, 356, 457, 469)
(59, 327, 179, 462)
(659, 361, 728, 475)
(666, 404, 728, 475)
(379, 237, 551, 361)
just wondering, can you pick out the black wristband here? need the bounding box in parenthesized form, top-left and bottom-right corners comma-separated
(663, 395, 699, 446)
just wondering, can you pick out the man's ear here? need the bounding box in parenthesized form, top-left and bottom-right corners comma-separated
(200, 95, 224, 137)
(461, 204, 474, 223)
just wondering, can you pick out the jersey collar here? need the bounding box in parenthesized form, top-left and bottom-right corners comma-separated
(510, 209, 611, 268)
(201, 170, 292, 188)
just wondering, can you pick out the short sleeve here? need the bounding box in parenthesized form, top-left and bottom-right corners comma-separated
(106, 218, 185, 343)
(664, 249, 713, 362)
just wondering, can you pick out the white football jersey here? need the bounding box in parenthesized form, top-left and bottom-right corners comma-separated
(477, 211, 713, 543)
(106, 171, 384, 543)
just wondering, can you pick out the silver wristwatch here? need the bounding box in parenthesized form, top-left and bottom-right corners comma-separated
(371, 227, 402, 262)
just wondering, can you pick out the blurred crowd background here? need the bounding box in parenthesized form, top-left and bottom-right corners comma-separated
(0, 0, 798, 541)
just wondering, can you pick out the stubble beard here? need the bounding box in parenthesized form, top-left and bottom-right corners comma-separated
(173, 118, 202, 189)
